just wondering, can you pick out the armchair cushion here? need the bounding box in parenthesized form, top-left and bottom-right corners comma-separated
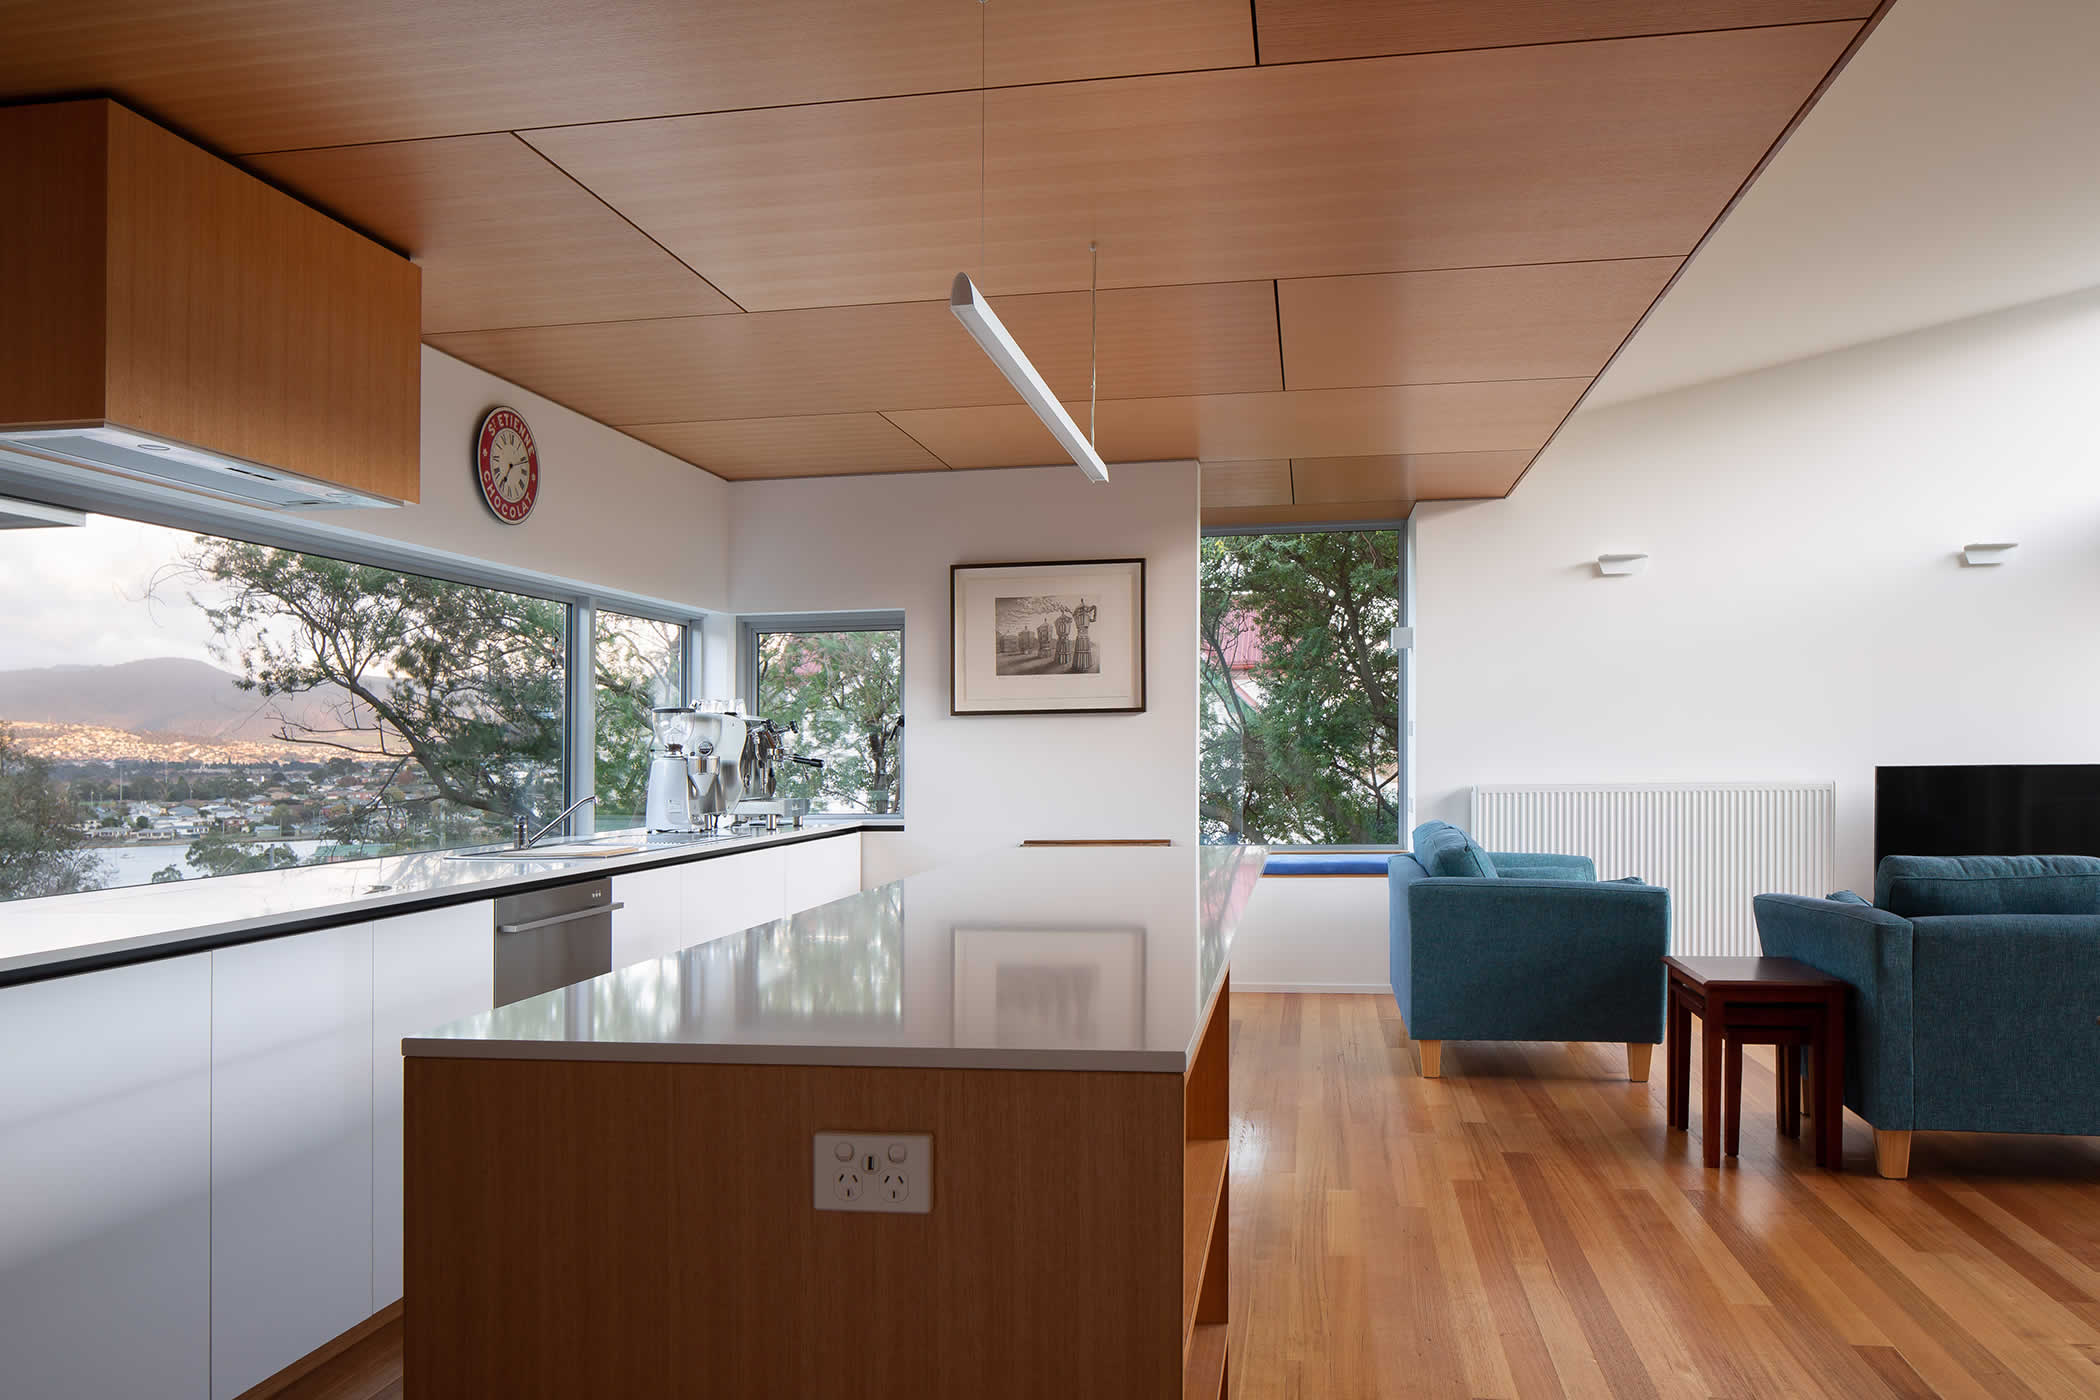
(1827, 890, 1870, 905)
(1875, 854, 2100, 917)
(1410, 820, 1498, 879)
(1492, 851, 1598, 882)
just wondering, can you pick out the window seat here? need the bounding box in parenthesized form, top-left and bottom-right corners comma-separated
(1263, 852, 1395, 877)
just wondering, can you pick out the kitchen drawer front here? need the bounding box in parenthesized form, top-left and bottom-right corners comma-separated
(612, 864, 687, 965)
(684, 844, 788, 945)
(783, 833, 862, 916)
(0, 954, 212, 1399)
(373, 902, 494, 1308)
(211, 922, 374, 1400)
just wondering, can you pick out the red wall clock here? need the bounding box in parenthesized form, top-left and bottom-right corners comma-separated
(474, 406, 539, 524)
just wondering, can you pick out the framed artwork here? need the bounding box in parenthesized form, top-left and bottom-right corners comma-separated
(950, 558, 1145, 714)
(952, 927, 1146, 1051)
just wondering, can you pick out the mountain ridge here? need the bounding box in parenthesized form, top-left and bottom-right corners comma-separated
(0, 657, 375, 747)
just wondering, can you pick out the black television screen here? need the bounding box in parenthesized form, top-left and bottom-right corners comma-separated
(1876, 764, 2100, 867)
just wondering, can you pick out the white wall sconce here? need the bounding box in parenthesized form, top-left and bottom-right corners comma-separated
(1962, 542, 2017, 566)
(1596, 554, 1649, 577)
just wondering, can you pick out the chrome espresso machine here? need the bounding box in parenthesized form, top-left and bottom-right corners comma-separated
(644, 703, 824, 834)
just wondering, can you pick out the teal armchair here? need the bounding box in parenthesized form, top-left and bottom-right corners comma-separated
(1391, 821, 1670, 1079)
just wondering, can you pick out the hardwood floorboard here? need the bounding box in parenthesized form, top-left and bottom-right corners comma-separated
(299, 992, 2096, 1400)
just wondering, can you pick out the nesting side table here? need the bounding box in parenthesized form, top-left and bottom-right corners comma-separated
(1663, 956, 1848, 1170)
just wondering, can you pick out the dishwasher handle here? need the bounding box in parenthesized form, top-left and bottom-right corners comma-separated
(496, 901, 625, 936)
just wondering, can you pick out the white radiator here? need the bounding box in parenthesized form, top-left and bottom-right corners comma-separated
(1469, 782, 1836, 957)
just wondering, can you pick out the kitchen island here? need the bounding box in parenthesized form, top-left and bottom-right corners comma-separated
(404, 843, 1262, 1400)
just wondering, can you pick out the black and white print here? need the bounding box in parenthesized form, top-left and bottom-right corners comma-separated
(993, 594, 1103, 676)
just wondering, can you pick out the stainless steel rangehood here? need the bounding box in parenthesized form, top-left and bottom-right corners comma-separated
(0, 426, 401, 511)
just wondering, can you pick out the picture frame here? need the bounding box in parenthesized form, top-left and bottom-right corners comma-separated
(950, 558, 1146, 715)
(952, 927, 1147, 1051)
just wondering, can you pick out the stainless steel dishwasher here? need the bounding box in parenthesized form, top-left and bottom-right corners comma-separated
(493, 877, 621, 1005)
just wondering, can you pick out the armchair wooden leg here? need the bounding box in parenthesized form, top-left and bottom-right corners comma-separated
(1874, 1129, 1912, 1180)
(1626, 1043, 1654, 1083)
(1416, 1040, 1443, 1078)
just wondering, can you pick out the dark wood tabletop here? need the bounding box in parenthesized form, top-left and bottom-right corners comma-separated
(1664, 956, 1848, 989)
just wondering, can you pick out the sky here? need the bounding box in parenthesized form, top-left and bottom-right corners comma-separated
(0, 513, 226, 671)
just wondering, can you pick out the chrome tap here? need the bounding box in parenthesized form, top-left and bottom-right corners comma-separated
(515, 794, 598, 849)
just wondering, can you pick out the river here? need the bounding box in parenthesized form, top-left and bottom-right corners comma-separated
(84, 839, 336, 890)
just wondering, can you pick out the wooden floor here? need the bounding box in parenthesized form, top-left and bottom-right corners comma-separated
(289, 992, 2100, 1400)
(1228, 993, 2100, 1400)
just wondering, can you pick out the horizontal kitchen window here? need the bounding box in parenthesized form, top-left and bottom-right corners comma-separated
(0, 506, 598, 902)
(748, 617, 904, 817)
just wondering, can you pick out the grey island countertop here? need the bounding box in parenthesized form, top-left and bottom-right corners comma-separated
(0, 820, 889, 986)
(407, 843, 1265, 1073)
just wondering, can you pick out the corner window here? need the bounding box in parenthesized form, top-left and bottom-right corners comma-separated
(592, 611, 686, 829)
(749, 620, 904, 816)
(1199, 530, 1401, 845)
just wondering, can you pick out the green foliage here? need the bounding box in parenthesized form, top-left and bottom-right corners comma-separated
(182, 539, 567, 836)
(592, 614, 683, 823)
(1199, 532, 1400, 845)
(0, 725, 104, 899)
(150, 865, 185, 884)
(756, 631, 904, 815)
(184, 830, 302, 878)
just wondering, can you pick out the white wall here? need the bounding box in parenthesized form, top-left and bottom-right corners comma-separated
(328, 346, 732, 614)
(727, 463, 1201, 884)
(1416, 286, 2100, 892)
(1232, 877, 1390, 992)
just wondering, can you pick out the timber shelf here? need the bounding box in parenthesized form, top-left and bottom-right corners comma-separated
(1181, 973, 1231, 1394)
(1184, 1323, 1228, 1400)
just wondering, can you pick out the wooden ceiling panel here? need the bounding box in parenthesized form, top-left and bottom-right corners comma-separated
(1289, 451, 1533, 504)
(983, 24, 1858, 293)
(888, 378, 1588, 468)
(523, 94, 983, 312)
(248, 134, 738, 334)
(1278, 258, 1681, 390)
(1198, 461, 1293, 510)
(987, 0, 1254, 87)
(1202, 501, 1419, 528)
(623, 414, 944, 480)
(1255, 0, 1875, 67)
(427, 280, 1279, 425)
(0, 2, 982, 154)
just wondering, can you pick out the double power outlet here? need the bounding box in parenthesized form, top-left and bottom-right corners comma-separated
(812, 1132, 932, 1214)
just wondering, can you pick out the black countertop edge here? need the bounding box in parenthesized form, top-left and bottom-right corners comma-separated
(0, 821, 900, 990)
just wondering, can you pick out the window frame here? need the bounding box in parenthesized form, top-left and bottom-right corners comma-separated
(1197, 519, 1411, 851)
(738, 610, 906, 820)
(0, 457, 708, 853)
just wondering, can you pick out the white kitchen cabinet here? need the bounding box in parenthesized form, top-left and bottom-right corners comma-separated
(611, 864, 686, 965)
(683, 844, 787, 946)
(782, 834, 862, 916)
(371, 902, 494, 1309)
(210, 923, 374, 1400)
(0, 955, 212, 1400)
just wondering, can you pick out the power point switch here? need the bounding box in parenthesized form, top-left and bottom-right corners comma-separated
(814, 1132, 931, 1214)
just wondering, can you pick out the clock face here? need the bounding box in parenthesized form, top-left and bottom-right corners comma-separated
(475, 407, 539, 523)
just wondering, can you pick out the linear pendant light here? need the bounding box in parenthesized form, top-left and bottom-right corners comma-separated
(948, 272, 1109, 484)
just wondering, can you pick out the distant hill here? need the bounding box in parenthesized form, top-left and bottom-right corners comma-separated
(0, 657, 380, 748)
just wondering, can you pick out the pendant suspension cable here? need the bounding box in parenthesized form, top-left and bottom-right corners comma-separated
(1089, 241, 1098, 449)
(977, 0, 987, 283)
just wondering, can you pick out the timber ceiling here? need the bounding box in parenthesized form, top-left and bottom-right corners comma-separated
(0, 0, 1879, 525)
